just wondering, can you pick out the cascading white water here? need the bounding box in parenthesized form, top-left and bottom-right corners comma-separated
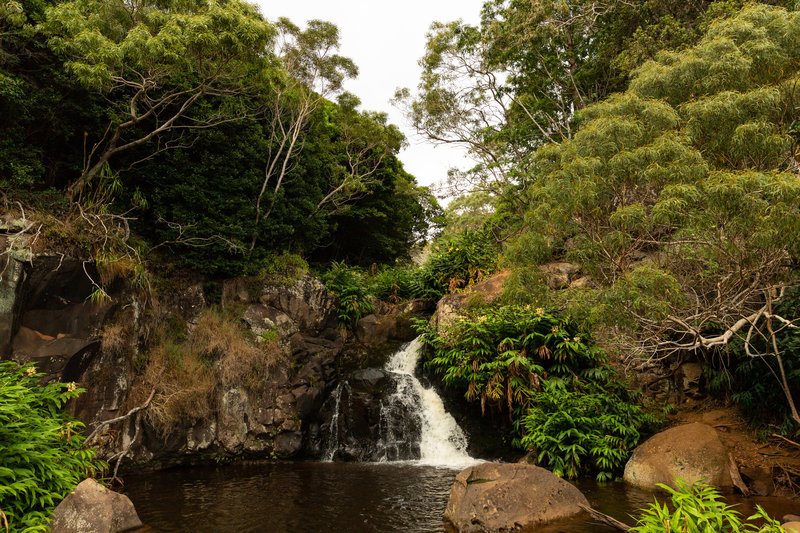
(383, 337, 477, 468)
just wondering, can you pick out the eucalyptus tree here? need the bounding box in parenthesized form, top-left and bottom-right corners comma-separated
(314, 93, 406, 216)
(503, 4, 800, 422)
(41, 0, 275, 200)
(252, 17, 356, 248)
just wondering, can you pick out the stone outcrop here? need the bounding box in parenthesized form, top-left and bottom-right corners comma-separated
(623, 422, 734, 490)
(434, 270, 509, 330)
(355, 298, 434, 349)
(443, 462, 589, 532)
(540, 261, 587, 290)
(314, 367, 422, 461)
(1, 246, 431, 465)
(49, 478, 142, 533)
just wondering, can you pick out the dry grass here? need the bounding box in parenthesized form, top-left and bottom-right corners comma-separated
(190, 307, 282, 393)
(132, 306, 283, 435)
(96, 252, 138, 286)
(134, 340, 217, 436)
(100, 323, 129, 357)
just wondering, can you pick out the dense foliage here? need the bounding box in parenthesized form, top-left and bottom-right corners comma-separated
(319, 229, 498, 328)
(1, 0, 441, 276)
(418, 305, 659, 480)
(631, 480, 783, 533)
(405, 1, 800, 435)
(0, 362, 105, 533)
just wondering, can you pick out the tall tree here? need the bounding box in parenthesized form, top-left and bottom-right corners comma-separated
(502, 4, 800, 422)
(42, 0, 275, 199)
(252, 18, 357, 248)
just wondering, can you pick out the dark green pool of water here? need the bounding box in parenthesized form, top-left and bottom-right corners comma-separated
(122, 461, 800, 533)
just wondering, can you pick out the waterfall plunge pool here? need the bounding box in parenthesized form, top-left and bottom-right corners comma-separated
(120, 339, 799, 532)
(122, 462, 800, 533)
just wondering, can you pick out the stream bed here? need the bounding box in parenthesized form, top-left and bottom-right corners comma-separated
(122, 461, 800, 533)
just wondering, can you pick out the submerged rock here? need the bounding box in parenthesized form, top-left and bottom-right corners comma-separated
(623, 422, 733, 490)
(443, 462, 588, 532)
(49, 478, 142, 533)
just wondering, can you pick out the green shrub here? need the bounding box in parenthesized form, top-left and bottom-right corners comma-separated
(418, 304, 659, 479)
(520, 379, 658, 481)
(632, 480, 784, 533)
(319, 262, 375, 328)
(254, 252, 308, 286)
(417, 229, 498, 299)
(367, 266, 422, 303)
(0, 362, 106, 532)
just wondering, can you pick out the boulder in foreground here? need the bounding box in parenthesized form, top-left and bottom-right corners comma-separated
(50, 478, 143, 533)
(443, 462, 588, 532)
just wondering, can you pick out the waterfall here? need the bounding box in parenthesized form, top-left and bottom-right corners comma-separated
(383, 338, 474, 467)
(323, 337, 477, 468)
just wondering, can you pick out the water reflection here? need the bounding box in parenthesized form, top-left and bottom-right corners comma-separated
(123, 461, 458, 533)
(123, 462, 799, 533)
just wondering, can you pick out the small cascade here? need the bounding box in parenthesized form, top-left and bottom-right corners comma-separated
(385, 337, 474, 467)
(321, 337, 476, 468)
(322, 382, 346, 462)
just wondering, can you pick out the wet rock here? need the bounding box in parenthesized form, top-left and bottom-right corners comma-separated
(49, 478, 142, 533)
(741, 466, 773, 496)
(623, 423, 733, 490)
(355, 313, 396, 346)
(319, 369, 422, 461)
(0, 249, 25, 357)
(443, 462, 589, 532)
(274, 430, 303, 457)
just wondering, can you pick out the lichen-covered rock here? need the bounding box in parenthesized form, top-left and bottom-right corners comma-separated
(0, 247, 25, 357)
(258, 274, 338, 336)
(623, 422, 733, 490)
(443, 462, 589, 532)
(49, 478, 142, 533)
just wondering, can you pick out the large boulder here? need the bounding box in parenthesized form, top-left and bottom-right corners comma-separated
(434, 270, 510, 330)
(49, 478, 142, 533)
(623, 422, 733, 490)
(443, 462, 589, 532)
(259, 274, 338, 336)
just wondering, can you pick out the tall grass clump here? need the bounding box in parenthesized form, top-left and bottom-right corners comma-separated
(0, 362, 105, 532)
(134, 307, 281, 434)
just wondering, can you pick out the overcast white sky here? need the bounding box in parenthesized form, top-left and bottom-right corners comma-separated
(253, 0, 485, 189)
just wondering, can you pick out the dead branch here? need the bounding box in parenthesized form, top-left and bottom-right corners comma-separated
(729, 453, 752, 497)
(771, 433, 800, 450)
(85, 366, 165, 445)
(578, 504, 632, 531)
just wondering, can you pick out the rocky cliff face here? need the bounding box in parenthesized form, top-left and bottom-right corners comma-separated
(0, 244, 428, 467)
